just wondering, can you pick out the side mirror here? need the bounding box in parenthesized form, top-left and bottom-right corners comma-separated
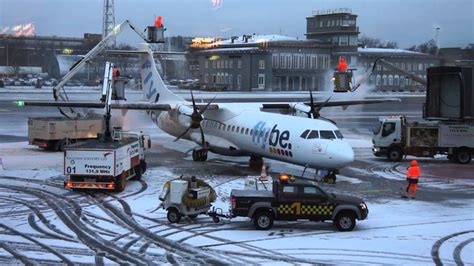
(147, 137, 152, 149)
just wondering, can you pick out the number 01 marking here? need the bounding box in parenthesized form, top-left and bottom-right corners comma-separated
(66, 166, 76, 174)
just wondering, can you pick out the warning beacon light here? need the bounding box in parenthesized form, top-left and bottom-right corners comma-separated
(146, 16, 165, 43)
(333, 57, 353, 93)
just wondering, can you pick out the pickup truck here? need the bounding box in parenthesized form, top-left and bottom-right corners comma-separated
(230, 176, 368, 231)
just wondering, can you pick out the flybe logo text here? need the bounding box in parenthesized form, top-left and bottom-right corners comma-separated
(141, 59, 156, 99)
(252, 122, 292, 150)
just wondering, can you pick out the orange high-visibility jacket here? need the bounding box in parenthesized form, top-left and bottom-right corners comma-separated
(407, 166, 420, 179)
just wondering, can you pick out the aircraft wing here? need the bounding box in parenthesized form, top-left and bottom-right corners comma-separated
(16, 101, 218, 111)
(260, 98, 401, 110)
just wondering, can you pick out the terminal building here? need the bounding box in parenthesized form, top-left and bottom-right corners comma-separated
(192, 8, 441, 92)
(0, 33, 102, 78)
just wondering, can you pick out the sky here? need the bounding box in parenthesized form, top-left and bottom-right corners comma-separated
(0, 0, 473, 49)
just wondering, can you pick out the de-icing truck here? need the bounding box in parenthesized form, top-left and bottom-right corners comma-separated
(64, 131, 150, 192)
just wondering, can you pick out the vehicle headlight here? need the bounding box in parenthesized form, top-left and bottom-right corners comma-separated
(359, 203, 367, 210)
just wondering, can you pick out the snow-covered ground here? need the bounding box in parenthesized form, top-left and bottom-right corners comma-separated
(0, 128, 472, 265)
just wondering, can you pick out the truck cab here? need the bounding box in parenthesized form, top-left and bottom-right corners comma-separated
(372, 116, 405, 161)
(230, 176, 368, 231)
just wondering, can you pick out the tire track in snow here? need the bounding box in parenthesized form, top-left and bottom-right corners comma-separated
(432, 230, 474, 266)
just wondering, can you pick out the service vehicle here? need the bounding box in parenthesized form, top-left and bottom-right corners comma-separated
(373, 116, 474, 163)
(28, 116, 104, 151)
(159, 176, 216, 223)
(229, 175, 368, 231)
(373, 66, 474, 163)
(63, 131, 150, 192)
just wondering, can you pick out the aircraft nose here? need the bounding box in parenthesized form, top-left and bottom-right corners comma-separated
(328, 141, 354, 168)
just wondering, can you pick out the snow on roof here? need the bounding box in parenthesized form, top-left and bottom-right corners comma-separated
(199, 47, 262, 53)
(358, 47, 427, 56)
(217, 34, 297, 45)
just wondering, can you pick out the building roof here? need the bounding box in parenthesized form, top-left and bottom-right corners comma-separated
(197, 47, 265, 54)
(217, 34, 297, 46)
(358, 47, 427, 56)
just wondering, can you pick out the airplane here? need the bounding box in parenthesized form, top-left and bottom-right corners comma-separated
(19, 43, 400, 182)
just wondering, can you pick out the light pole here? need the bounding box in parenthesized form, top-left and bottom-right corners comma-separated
(435, 26, 440, 55)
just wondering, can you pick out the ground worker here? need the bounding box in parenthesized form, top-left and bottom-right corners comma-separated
(337, 57, 348, 72)
(403, 160, 420, 199)
(112, 66, 120, 79)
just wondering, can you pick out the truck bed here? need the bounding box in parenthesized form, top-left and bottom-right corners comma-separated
(66, 137, 137, 150)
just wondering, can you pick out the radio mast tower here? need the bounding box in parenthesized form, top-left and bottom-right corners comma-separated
(102, 0, 116, 47)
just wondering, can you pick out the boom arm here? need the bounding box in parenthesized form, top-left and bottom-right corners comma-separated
(373, 58, 427, 86)
(52, 20, 150, 103)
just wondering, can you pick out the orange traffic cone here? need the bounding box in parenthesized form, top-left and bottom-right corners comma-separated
(259, 162, 268, 181)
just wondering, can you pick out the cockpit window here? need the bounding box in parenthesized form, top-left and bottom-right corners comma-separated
(334, 130, 343, 139)
(307, 130, 319, 139)
(320, 130, 336, 139)
(300, 130, 310, 139)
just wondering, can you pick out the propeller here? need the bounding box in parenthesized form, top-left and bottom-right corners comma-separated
(306, 90, 337, 125)
(173, 91, 223, 146)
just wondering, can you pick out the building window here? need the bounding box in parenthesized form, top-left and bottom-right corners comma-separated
(394, 75, 399, 85)
(401, 63, 406, 70)
(213, 60, 217, 69)
(287, 55, 292, 69)
(272, 54, 279, 68)
(339, 35, 348, 46)
(407, 63, 411, 71)
(280, 54, 285, 68)
(369, 75, 375, 84)
(306, 55, 311, 69)
(349, 35, 357, 46)
(350, 56, 357, 66)
(382, 75, 387, 85)
(418, 63, 423, 71)
(332, 36, 338, 45)
(258, 74, 265, 89)
(237, 60, 242, 69)
(293, 55, 298, 69)
(312, 55, 317, 69)
(376, 75, 381, 85)
(204, 74, 209, 83)
(205, 60, 209, 69)
(259, 59, 265, 70)
(388, 75, 393, 85)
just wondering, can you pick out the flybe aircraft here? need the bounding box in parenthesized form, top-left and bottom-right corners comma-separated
(21, 43, 399, 180)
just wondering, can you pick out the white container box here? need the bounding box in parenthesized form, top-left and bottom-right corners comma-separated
(170, 180, 188, 204)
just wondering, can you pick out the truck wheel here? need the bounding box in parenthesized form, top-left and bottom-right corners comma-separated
(132, 165, 142, 180)
(140, 161, 147, 174)
(387, 147, 403, 162)
(115, 173, 126, 192)
(167, 209, 181, 223)
(334, 211, 356, 232)
(455, 149, 472, 164)
(56, 139, 67, 151)
(253, 211, 274, 230)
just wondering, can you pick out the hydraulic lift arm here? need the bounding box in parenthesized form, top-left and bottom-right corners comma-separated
(334, 57, 428, 93)
(52, 20, 153, 116)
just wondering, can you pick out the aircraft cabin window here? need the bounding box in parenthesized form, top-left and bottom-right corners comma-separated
(250, 129, 254, 135)
(245, 128, 249, 135)
(236, 127, 240, 133)
(320, 130, 336, 139)
(334, 130, 344, 139)
(307, 130, 319, 139)
(300, 129, 310, 139)
(231, 125, 235, 132)
(240, 127, 244, 134)
(226, 125, 231, 131)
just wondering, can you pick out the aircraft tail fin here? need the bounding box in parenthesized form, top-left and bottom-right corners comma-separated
(138, 43, 183, 104)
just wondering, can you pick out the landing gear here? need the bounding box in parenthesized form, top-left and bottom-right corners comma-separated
(249, 155, 263, 169)
(322, 170, 337, 184)
(192, 149, 208, 162)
